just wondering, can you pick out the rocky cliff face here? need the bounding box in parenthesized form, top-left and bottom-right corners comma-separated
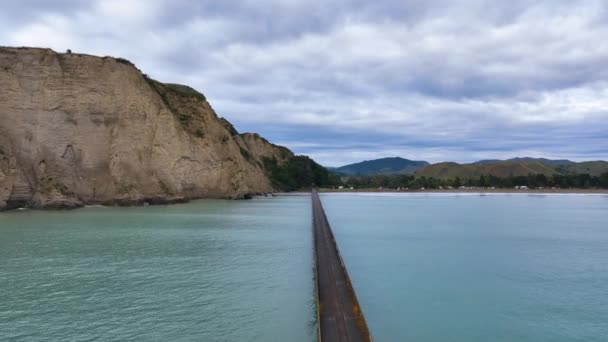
(0, 47, 293, 210)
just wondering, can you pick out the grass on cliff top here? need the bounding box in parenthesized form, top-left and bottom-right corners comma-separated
(163, 83, 206, 101)
(144, 76, 206, 102)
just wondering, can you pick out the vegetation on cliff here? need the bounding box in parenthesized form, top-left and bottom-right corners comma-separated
(263, 155, 340, 191)
(162, 83, 206, 101)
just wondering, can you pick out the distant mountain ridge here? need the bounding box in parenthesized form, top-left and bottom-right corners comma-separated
(416, 158, 608, 179)
(333, 157, 430, 175)
(473, 157, 575, 166)
(331, 156, 608, 179)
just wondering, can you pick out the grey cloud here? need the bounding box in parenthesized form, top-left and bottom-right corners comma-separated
(1, 0, 607, 164)
(0, 1, 88, 30)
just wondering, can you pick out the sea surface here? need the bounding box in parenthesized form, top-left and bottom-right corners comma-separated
(0, 196, 315, 341)
(322, 193, 608, 342)
(3, 193, 607, 341)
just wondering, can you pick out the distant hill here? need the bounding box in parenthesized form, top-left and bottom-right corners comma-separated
(417, 159, 608, 179)
(555, 161, 608, 175)
(333, 157, 430, 176)
(474, 157, 575, 166)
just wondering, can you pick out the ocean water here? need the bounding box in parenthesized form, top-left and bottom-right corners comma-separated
(0, 196, 315, 341)
(3, 193, 607, 342)
(321, 193, 608, 341)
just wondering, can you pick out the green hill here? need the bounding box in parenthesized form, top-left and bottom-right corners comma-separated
(334, 157, 430, 175)
(474, 157, 575, 166)
(416, 159, 608, 179)
(555, 161, 608, 175)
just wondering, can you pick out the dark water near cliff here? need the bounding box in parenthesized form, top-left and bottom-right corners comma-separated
(322, 193, 608, 341)
(0, 196, 315, 341)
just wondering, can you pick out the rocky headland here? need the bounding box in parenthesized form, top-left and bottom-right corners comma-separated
(0, 47, 295, 210)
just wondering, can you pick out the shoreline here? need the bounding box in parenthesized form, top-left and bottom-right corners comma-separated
(0, 192, 277, 212)
(3, 189, 606, 213)
(318, 188, 608, 194)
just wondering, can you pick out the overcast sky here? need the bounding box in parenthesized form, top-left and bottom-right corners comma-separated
(2, 0, 607, 166)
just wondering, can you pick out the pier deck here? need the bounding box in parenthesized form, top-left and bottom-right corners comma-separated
(312, 190, 372, 342)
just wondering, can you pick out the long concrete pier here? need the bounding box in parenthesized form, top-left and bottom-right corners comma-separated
(312, 190, 373, 342)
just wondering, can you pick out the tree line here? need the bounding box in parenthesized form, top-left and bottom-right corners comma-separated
(329, 173, 608, 190)
(263, 156, 336, 191)
(262, 157, 608, 190)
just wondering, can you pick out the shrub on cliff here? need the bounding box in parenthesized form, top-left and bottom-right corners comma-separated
(163, 83, 206, 101)
(263, 155, 335, 191)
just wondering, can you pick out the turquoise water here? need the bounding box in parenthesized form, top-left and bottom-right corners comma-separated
(322, 193, 608, 341)
(0, 196, 315, 341)
(3, 193, 607, 341)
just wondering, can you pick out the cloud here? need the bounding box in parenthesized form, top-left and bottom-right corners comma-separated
(1, 0, 607, 165)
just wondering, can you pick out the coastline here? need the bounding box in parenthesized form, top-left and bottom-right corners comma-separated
(0, 192, 276, 212)
(3, 189, 606, 213)
(318, 188, 608, 194)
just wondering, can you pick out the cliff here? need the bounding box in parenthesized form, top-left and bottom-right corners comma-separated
(0, 47, 293, 210)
